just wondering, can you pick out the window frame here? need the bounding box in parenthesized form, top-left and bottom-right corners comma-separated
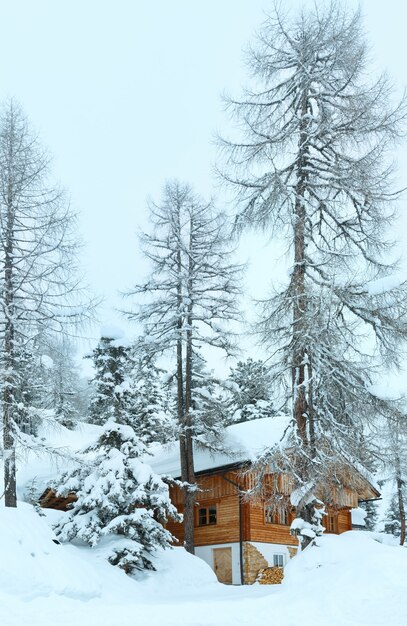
(273, 554, 285, 567)
(196, 503, 218, 527)
(326, 513, 338, 533)
(264, 504, 290, 526)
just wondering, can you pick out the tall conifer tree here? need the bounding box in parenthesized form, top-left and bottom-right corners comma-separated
(220, 3, 407, 546)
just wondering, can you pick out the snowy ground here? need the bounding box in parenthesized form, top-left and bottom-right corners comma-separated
(1, 503, 406, 626)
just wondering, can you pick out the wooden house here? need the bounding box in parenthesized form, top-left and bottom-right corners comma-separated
(39, 417, 379, 585)
(149, 417, 380, 585)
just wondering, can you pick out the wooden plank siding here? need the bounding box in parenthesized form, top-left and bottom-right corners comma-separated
(167, 473, 241, 547)
(195, 495, 240, 546)
(167, 472, 353, 548)
(39, 466, 358, 550)
(39, 488, 77, 512)
(247, 502, 298, 545)
(338, 509, 352, 533)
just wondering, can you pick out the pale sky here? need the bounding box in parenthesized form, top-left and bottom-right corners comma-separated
(1, 0, 406, 373)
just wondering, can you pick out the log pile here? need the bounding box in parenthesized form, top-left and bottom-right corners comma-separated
(257, 566, 284, 585)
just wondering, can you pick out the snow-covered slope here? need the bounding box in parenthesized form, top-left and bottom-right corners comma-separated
(1, 501, 407, 626)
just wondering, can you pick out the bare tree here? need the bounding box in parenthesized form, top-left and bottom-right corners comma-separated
(0, 101, 90, 507)
(220, 2, 407, 546)
(380, 407, 407, 545)
(124, 181, 242, 553)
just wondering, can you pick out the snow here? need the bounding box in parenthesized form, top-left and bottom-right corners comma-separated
(1, 503, 407, 626)
(40, 354, 54, 369)
(290, 481, 315, 506)
(99, 323, 132, 347)
(351, 507, 367, 527)
(365, 274, 403, 296)
(0, 503, 101, 601)
(100, 323, 125, 340)
(367, 383, 403, 402)
(148, 415, 291, 477)
(16, 421, 102, 497)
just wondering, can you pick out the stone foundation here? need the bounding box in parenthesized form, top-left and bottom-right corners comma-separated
(288, 546, 298, 559)
(243, 542, 268, 584)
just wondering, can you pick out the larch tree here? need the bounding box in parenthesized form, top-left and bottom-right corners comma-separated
(45, 337, 82, 430)
(0, 101, 90, 507)
(220, 3, 407, 547)
(379, 408, 407, 545)
(124, 181, 243, 553)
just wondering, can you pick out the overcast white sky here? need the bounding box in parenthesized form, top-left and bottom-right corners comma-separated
(1, 0, 406, 373)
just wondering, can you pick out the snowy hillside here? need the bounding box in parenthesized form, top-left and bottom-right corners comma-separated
(1, 502, 407, 626)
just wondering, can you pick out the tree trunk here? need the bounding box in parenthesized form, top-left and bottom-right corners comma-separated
(182, 223, 196, 554)
(3, 300, 16, 507)
(291, 90, 322, 549)
(296, 501, 315, 550)
(3, 142, 16, 507)
(3, 422, 16, 507)
(395, 456, 406, 546)
(175, 234, 195, 554)
(292, 90, 310, 453)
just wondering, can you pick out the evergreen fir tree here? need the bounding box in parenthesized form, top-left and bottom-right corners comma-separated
(129, 344, 176, 445)
(46, 337, 82, 429)
(87, 329, 132, 426)
(384, 495, 404, 540)
(188, 352, 229, 447)
(360, 500, 378, 531)
(227, 358, 275, 423)
(54, 419, 180, 572)
(13, 341, 43, 436)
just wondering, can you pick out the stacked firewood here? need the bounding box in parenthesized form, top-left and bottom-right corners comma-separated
(257, 566, 284, 585)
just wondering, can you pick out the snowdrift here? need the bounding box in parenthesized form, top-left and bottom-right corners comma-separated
(0, 502, 102, 600)
(1, 504, 407, 626)
(279, 531, 407, 626)
(0, 502, 218, 604)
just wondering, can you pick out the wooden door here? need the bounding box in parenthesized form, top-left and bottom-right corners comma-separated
(213, 547, 232, 584)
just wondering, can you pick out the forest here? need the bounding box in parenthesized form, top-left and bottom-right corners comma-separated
(0, 2, 407, 626)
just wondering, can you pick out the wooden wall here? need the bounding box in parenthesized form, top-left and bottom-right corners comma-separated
(167, 471, 353, 548)
(247, 502, 298, 546)
(337, 509, 352, 533)
(167, 473, 241, 547)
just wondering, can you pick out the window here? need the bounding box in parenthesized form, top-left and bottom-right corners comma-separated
(265, 505, 274, 524)
(280, 509, 288, 525)
(265, 505, 289, 525)
(197, 505, 217, 526)
(273, 554, 284, 567)
(326, 514, 337, 533)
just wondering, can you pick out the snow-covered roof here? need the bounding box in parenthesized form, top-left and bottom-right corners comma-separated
(148, 416, 290, 478)
(351, 507, 367, 527)
(14, 417, 290, 495)
(16, 422, 102, 497)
